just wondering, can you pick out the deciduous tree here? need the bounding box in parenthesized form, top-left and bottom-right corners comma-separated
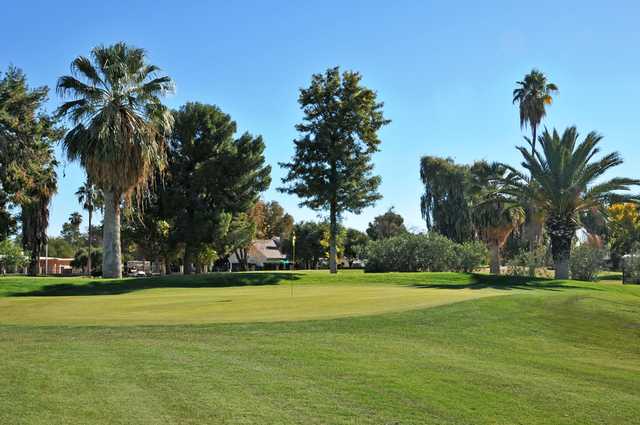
(420, 156, 474, 243)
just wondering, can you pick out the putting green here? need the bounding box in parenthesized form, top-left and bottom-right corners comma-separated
(0, 284, 509, 326)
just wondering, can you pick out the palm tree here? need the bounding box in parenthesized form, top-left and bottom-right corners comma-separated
(57, 43, 174, 278)
(512, 69, 558, 156)
(76, 180, 103, 275)
(503, 127, 639, 279)
(513, 69, 558, 271)
(69, 212, 83, 228)
(470, 162, 525, 275)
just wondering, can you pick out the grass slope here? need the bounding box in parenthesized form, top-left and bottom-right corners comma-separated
(0, 271, 639, 424)
(0, 271, 515, 325)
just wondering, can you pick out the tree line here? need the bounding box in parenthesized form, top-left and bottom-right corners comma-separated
(2, 43, 638, 279)
(1, 44, 390, 277)
(420, 70, 638, 279)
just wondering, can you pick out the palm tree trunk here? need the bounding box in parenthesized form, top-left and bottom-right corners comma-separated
(489, 242, 501, 275)
(102, 191, 122, 279)
(555, 256, 570, 280)
(28, 251, 40, 276)
(87, 207, 92, 276)
(526, 211, 537, 277)
(527, 123, 540, 277)
(183, 244, 195, 275)
(329, 202, 338, 274)
(548, 216, 575, 280)
(160, 256, 167, 275)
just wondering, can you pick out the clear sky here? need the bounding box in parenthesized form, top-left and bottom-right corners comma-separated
(2, 0, 639, 236)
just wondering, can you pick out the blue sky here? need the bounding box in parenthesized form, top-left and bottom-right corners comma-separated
(2, 0, 640, 236)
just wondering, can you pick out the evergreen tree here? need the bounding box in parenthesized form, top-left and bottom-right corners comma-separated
(366, 208, 407, 240)
(344, 228, 368, 267)
(0, 67, 61, 275)
(167, 102, 270, 273)
(279, 67, 389, 273)
(281, 221, 326, 270)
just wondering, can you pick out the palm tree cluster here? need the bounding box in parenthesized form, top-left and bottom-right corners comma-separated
(419, 69, 638, 279)
(501, 128, 639, 278)
(507, 70, 638, 279)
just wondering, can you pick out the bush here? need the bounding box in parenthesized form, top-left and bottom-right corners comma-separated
(505, 246, 548, 277)
(622, 253, 640, 284)
(364, 233, 486, 273)
(0, 239, 27, 273)
(453, 241, 488, 273)
(570, 244, 606, 281)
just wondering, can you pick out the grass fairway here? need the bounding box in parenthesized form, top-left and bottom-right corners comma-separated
(0, 273, 509, 325)
(1, 271, 639, 424)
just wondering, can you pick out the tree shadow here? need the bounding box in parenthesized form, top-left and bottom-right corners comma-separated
(597, 273, 622, 281)
(411, 273, 601, 292)
(10, 272, 302, 297)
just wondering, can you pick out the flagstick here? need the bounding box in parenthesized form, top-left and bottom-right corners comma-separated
(291, 232, 296, 297)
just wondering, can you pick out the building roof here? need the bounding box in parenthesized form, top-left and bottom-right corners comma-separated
(251, 239, 287, 262)
(38, 257, 74, 261)
(229, 238, 287, 265)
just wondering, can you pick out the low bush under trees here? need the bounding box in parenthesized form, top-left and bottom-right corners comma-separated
(364, 233, 487, 273)
(569, 244, 606, 281)
(0, 239, 27, 274)
(622, 253, 640, 284)
(505, 246, 548, 277)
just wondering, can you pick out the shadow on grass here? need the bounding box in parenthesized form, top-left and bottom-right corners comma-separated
(11, 272, 302, 297)
(411, 273, 600, 292)
(598, 273, 622, 281)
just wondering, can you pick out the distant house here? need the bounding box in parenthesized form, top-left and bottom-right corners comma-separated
(229, 238, 288, 270)
(37, 257, 78, 275)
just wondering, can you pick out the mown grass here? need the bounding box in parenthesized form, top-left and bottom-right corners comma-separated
(0, 270, 639, 424)
(0, 271, 544, 325)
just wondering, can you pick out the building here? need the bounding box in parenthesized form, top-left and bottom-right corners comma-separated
(37, 257, 76, 275)
(229, 238, 288, 270)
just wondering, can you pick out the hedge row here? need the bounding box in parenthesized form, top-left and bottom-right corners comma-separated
(364, 233, 487, 273)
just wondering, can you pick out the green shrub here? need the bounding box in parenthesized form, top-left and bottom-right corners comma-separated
(570, 244, 606, 281)
(505, 246, 547, 277)
(364, 233, 486, 273)
(0, 239, 27, 273)
(364, 234, 414, 272)
(453, 241, 488, 273)
(622, 253, 640, 284)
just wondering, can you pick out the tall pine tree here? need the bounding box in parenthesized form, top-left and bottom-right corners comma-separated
(0, 67, 61, 274)
(279, 67, 389, 273)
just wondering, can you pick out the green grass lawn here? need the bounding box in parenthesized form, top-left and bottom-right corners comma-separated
(1, 270, 639, 424)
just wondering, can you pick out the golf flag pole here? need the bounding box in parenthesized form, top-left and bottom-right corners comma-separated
(291, 232, 296, 296)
